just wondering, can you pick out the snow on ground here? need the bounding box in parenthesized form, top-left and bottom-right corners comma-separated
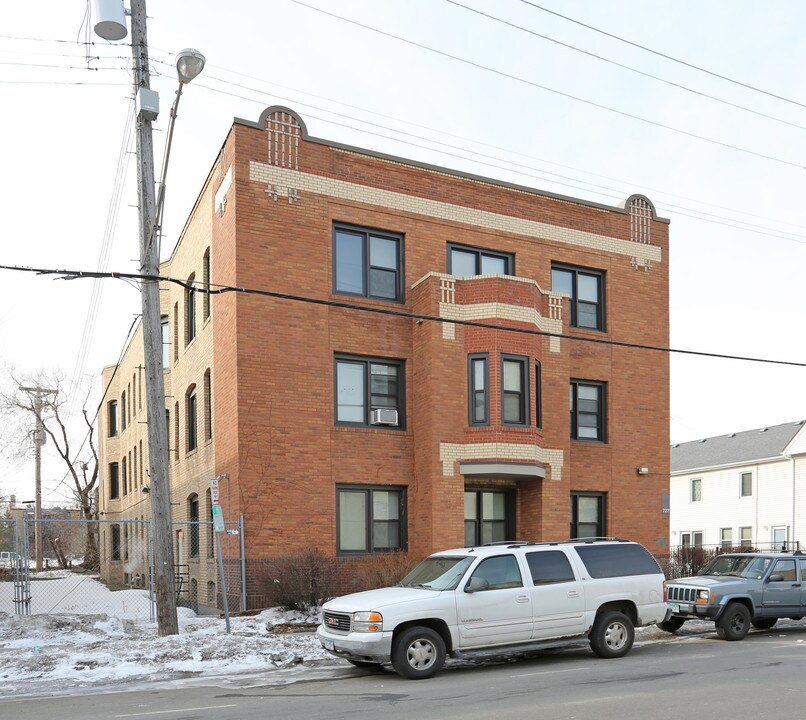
(0, 570, 335, 697)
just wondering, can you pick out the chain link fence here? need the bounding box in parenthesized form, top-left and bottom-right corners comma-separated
(0, 516, 246, 620)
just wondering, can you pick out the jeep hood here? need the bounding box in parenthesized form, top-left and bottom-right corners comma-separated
(323, 586, 445, 612)
(671, 575, 759, 588)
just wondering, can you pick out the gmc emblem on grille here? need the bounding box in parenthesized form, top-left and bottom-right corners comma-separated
(326, 617, 339, 626)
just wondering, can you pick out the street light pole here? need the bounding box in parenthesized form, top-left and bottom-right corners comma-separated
(129, 0, 177, 636)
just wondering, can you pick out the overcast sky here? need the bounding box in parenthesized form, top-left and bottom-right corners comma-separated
(2, 1, 806, 504)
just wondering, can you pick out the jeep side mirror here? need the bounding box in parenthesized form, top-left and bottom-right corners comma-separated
(767, 573, 785, 583)
(465, 576, 489, 593)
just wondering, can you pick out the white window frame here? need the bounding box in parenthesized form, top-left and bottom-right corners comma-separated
(740, 471, 753, 498)
(690, 477, 702, 503)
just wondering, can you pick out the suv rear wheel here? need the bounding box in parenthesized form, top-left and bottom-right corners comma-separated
(391, 626, 446, 680)
(589, 611, 635, 658)
(715, 602, 750, 640)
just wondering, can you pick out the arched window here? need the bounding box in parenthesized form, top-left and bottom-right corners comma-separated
(203, 369, 212, 441)
(188, 494, 199, 558)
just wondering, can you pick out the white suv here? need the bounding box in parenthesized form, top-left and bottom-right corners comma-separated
(317, 539, 668, 679)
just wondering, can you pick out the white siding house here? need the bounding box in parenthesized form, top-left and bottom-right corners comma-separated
(670, 421, 806, 550)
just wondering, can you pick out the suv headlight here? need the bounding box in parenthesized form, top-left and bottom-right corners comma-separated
(696, 590, 710, 603)
(353, 611, 383, 632)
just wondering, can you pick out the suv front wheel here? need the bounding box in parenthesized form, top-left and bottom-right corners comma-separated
(589, 611, 635, 658)
(715, 602, 750, 640)
(391, 626, 446, 680)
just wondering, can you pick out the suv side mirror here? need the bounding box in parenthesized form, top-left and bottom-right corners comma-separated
(465, 576, 489, 593)
(767, 573, 785, 583)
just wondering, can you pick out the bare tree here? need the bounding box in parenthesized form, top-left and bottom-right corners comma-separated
(0, 374, 100, 570)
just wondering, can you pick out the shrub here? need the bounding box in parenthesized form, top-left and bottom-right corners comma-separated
(259, 549, 338, 613)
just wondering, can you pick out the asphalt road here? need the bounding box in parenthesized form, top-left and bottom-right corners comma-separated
(5, 625, 806, 720)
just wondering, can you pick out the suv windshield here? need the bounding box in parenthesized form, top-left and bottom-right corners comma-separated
(702, 555, 772, 579)
(399, 556, 474, 590)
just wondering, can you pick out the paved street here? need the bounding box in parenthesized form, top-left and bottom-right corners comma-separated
(4, 624, 805, 720)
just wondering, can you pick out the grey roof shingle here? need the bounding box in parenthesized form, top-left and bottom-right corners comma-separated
(671, 420, 805, 473)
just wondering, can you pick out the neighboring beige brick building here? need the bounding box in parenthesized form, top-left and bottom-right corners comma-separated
(98, 107, 671, 610)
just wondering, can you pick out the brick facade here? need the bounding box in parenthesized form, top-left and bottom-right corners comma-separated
(98, 106, 670, 610)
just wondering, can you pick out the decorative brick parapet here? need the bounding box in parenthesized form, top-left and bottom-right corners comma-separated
(440, 442, 564, 481)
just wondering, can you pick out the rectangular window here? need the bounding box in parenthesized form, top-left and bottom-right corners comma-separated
(109, 462, 119, 500)
(202, 248, 211, 320)
(720, 527, 733, 548)
(682, 531, 704, 547)
(111, 524, 121, 561)
(691, 477, 702, 503)
(121, 391, 127, 431)
(570, 493, 605, 539)
(574, 543, 661, 578)
(535, 360, 542, 429)
(334, 224, 403, 301)
(187, 387, 197, 452)
(189, 496, 200, 558)
(464, 490, 512, 546)
(468, 354, 489, 426)
(551, 263, 605, 330)
(161, 315, 170, 368)
(108, 400, 118, 437)
(741, 471, 752, 497)
(335, 355, 405, 428)
(739, 526, 752, 546)
(337, 486, 405, 553)
(203, 370, 212, 441)
(448, 243, 513, 276)
(570, 381, 605, 441)
(122, 457, 128, 496)
(501, 354, 529, 426)
(185, 280, 196, 345)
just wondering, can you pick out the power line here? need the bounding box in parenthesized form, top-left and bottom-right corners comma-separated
(2, 263, 806, 368)
(288, 0, 805, 170)
(518, 0, 806, 111)
(445, 0, 806, 133)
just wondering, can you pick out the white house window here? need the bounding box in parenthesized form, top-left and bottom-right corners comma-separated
(740, 526, 752, 547)
(720, 528, 733, 549)
(740, 472, 752, 497)
(690, 477, 702, 503)
(681, 531, 703, 548)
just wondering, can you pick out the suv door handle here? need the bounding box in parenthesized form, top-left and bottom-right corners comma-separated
(516, 595, 529, 603)
(567, 590, 580, 598)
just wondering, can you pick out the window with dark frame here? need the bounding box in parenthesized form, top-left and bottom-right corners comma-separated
(570, 493, 606, 539)
(186, 385, 197, 452)
(337, 486, 406, 554)
(551, 264, 605, 331)
(570, 380, 605, 441)
(121, 390, 127, 431)
(122, 456, 128, 496)
(108, 400, 118, 437)
(448, 243, 513, 276)
(109, 462, 119, 500)
(202, 248, 211, 320)
(535, 360, 542, 429)
(333, 224, 403, 302)
(185, 273, 196, 345)
(189, 495, 200, 558)
(111, 524, 121, 561)
(335, 355, 405, 428)
(203, 369, 212, 441)
(161, 315, 170, 368)
(501, 354, 529, 426)
(464, 490, 513, 546)
(468, 353, 489, 426)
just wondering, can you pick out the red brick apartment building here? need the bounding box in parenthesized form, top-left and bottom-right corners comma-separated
(98, 106, 669, 608)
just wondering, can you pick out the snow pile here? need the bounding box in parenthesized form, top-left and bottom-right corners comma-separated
(0, 571, 335, 697)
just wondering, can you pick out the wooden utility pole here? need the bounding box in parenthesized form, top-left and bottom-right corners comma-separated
(19, 385, 56, 572)
(130, 0, 178, 636)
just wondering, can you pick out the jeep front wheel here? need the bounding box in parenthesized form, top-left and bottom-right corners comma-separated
(715, 602, 750, 640)
(589, 611, 635, 658)
(391, 626, 446, 680)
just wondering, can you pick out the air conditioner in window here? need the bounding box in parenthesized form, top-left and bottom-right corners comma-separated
(371, 408, 399, 426)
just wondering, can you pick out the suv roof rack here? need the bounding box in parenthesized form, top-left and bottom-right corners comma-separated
(477, 537, 629, 550)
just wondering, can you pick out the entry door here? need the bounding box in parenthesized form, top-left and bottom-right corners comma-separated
(762, 558, 800, 614)
(455, 554, 532, 647)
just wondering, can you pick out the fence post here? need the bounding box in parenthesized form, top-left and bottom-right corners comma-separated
(239, 513, 246, 612)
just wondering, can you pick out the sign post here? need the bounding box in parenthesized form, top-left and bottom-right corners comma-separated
(211, 475, 230, 633)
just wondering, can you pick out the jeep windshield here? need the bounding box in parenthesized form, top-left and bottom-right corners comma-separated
(701, 555, 772, 579)
(399, 556, 474, 591)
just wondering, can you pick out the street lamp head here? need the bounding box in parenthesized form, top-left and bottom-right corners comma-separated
(176, 49, 205, 84)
